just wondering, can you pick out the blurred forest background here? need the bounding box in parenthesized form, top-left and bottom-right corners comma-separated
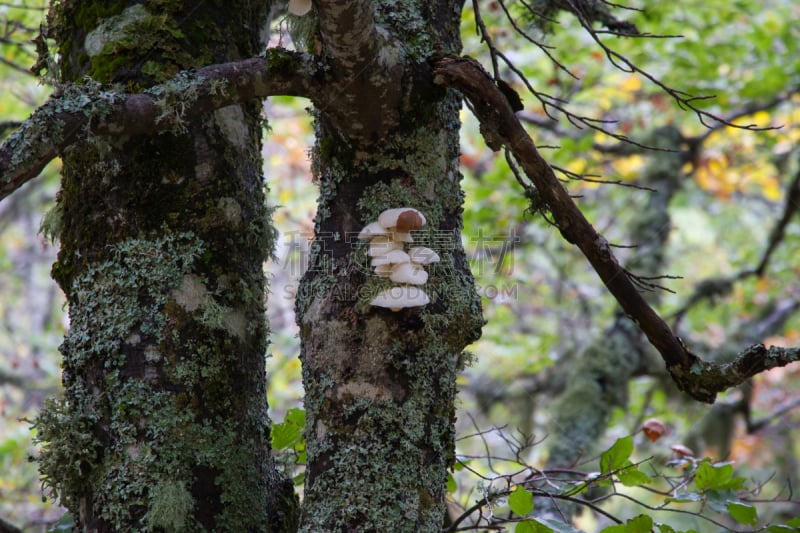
(1, 0, 799, 531)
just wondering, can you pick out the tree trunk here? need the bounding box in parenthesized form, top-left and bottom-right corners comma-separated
(295, 3, 484, 531)
(33, 1, 296, 530)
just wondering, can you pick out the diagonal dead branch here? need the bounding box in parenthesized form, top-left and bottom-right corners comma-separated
(431, 55, 800, 403)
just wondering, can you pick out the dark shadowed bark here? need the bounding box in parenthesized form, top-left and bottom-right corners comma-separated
(32, 1, 296, 530)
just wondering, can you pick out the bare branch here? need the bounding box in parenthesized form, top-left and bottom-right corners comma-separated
(0, 55, 35, 76)
(562, 2, 776, 131)
(431, 56, 800, 403)
(754, 154, 800, 276)
(0, 49, 322, 202)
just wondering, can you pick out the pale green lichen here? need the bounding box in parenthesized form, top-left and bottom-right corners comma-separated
(84, 4, 150, 57)
(299, 89, 482, 531)
(144, 480, 194, 532)
(39, 201, 64, 244)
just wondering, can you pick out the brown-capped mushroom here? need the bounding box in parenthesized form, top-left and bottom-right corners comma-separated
(378, 208, 426, 233)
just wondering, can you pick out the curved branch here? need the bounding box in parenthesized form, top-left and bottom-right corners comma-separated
(0, 49, 322, 202)
(431, 55, 800, 403)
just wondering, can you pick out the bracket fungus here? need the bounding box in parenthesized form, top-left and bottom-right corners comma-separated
(358, 208, 439, 311)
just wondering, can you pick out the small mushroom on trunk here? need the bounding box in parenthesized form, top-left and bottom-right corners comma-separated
(378, 207, 426, 233)
(287, 0, 312, 16)
(370, 286, 431, 311)
(389, 263, 428, 285)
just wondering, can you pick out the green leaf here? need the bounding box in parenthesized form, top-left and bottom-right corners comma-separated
(285, 407, 306, 426)
(509, 485, 534, 516)
(694, 462, 737, 491)
(617, 465, 650, 487)
(600, 515, 653, 533)
(624, 515, 654, 532)
(727, 501, 757, 526)
(453, 460, 469, 471)
(271, 408, 306, 450)
(446, 473, 457, 493)
(516, 519, 554, 533)
(785, 517, 800, 528)
(271, 422, 301, 450)
(599, 526, 626, 533)
(766, 525, 800, 533)
(706, 489, 738, 513)
(600, 436, 633, 475)
(665, 491, 702, 503)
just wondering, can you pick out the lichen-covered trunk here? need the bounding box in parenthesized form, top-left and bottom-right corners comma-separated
(295, 9, 484, 524)
(33, 1, 296, 531)
(296, 106, 483, 532)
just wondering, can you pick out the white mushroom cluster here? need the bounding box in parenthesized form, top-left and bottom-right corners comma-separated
(358, 207, 440, 311)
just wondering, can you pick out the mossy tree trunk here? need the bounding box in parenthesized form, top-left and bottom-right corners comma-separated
(34, 1, 297, 531)
(295, 2, 484, 530)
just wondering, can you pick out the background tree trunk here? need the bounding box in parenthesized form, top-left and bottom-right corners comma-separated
(33, 1, 297, 530)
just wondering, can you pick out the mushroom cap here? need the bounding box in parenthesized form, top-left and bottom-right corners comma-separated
(373, 264, 393, 277)
(370, 286, 430, 311)
(358, 221, 390, 240)
(370, 249, 410, 267)
(408, 246, 440, 265)
(389, 263, 428, 285)
(287, 0, 312, 15)
(368, 236, 403, 257)
(391, 230, 414, 243)
(378, 208, 426, 232)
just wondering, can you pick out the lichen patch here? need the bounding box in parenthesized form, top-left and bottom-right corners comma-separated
(84, 4, 150, 58)
(172, 274, 207, 312)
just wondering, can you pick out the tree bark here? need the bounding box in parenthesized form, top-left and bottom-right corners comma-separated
(294, 2, 484, 530)
(33, 1, 296, 530)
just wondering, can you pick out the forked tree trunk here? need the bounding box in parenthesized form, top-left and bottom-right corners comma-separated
(295, 4, 484, 530)
(34, 1, 296, 530)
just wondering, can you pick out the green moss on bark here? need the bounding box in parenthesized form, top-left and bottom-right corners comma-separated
(34, 0, 297, 531)
(297, 37, 482, 529)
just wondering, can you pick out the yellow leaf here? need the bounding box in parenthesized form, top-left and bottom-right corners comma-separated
(620, 75, 642, 92)
(613, 154, 645, 180)
(761, 178, 782, 201)
(749, 110, 771, 128)
(565, 159, 586, 175)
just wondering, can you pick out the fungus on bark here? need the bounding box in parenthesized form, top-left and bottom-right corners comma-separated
(360, 208, 440, 311)
(389, 263, 428, 285)
(370, 286, 431, 312)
